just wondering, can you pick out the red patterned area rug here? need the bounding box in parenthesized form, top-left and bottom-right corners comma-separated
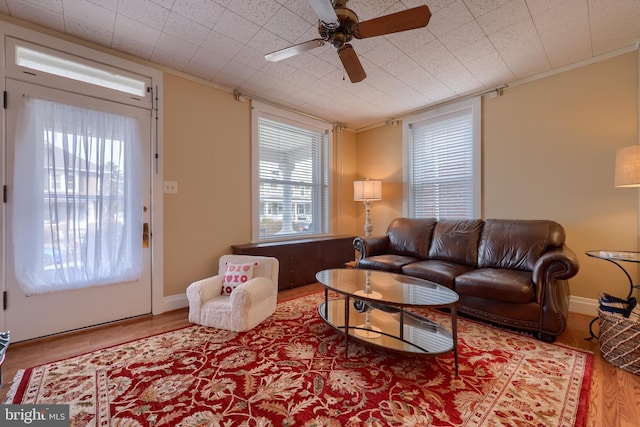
(6, 293, 592, 426)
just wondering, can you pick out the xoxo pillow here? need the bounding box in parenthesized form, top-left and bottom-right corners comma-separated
(221, 262, 257, 295)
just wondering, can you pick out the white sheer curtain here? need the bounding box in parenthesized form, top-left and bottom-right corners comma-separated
(12, 96, 143, 295)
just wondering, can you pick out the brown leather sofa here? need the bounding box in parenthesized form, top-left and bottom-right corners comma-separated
(353, 218, 579, 342)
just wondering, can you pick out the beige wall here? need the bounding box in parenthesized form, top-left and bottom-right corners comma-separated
(354, 124, 404, 237)
(163, 74, 252, 296)
(484, 52, 639, 300)
(79, 45, 638, 303)
(355, 51, 639, 301)
(334, 128, 359, 236)
(163, 49, 640, 301)
(163, 76, 360, 296)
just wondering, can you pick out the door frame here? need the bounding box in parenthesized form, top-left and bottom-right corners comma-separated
(0, 21, 165, 334)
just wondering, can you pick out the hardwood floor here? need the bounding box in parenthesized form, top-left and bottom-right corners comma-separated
(1, 283, 639, 427)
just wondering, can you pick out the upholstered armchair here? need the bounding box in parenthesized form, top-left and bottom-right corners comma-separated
(186, 254, 279, 332)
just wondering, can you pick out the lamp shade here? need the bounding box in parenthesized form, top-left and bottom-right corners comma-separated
(354, 179, 382, 201)
(615, 145, 640, 187)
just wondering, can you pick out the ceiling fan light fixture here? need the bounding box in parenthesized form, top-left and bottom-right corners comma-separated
(308, 0, 339, 27)
(330, 32, 347, 48)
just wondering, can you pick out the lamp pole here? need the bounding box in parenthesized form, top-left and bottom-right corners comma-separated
(353, 179, 382, 237)
(363, 199, 373, 237)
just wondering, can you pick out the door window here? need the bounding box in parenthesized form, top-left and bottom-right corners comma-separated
(12, 96, 143, 295)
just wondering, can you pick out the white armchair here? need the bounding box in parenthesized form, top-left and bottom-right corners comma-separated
(186, 254, 279, 332)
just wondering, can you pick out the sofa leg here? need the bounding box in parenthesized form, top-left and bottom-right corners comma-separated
(535, 332, 556, 343)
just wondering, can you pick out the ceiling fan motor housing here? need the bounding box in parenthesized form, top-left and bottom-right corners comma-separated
(318, 7, 358, 48)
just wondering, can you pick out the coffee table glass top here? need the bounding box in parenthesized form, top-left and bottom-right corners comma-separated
(315, 268, 459, 307)
(585, 250, 640, 263)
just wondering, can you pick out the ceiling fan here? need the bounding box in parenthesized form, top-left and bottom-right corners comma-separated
(265, 0, 432, 83)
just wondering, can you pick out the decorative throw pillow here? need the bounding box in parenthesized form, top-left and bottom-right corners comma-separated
(221, 262, 257, 295)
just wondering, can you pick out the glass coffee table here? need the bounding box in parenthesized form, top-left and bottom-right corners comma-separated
(316, 268, 459, 374)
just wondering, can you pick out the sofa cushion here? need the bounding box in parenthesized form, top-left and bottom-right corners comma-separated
(387, 218, 437, 258)
(455, 268, 535, 303)
(401, 260, 475, 289)
(357, 254, 418, 273)
(428, 219, 483, 266)
(477, 219, 565, 271)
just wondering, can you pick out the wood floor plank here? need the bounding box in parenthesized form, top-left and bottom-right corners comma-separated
(0, 283, 638, 427)
(618, 368, 640, 427)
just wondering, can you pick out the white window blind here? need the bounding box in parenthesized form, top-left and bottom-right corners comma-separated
(405, 98, 480, 219)
(253, 104, 331, 241)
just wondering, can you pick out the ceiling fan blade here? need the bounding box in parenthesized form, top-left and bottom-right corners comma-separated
(265, 39, 326, 62)
(354, 5, 431, 39)
(307, 0, 339, 27)
(337, 44, 366, 83)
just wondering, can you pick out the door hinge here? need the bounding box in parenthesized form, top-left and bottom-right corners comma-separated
(3, 291, 6, 310)
(3, 90, 6, 109)
(2, 185, 6, 203)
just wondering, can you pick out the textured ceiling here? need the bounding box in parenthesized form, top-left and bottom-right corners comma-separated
(1, 0, 639, 130)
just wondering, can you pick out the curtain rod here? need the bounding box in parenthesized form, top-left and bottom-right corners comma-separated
(232, 89, 337, 127)
(356, 42, 640, 133)
(354, 85, 508, 133)
(233, 42, 639, 134)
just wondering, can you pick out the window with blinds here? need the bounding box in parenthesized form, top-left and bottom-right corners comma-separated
(252, 102, 332, 241)
(404, 97, 481, 219)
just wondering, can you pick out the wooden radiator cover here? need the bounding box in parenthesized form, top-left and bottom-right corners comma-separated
(232, 235, 356, 290)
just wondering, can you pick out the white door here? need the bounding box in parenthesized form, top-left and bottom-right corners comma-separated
(4, 79, 152, 342)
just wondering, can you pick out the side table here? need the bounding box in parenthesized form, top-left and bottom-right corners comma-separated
(584, 250, 640, 339)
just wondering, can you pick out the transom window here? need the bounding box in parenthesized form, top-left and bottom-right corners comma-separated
(16, 45, 146, 96)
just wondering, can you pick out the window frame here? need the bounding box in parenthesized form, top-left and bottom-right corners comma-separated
(402, 97, 482, 219)
(251, 101, 333, 242)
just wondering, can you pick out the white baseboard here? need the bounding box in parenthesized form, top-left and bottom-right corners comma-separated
(569, 295, 598, 317)
(163, 293, 188, 312)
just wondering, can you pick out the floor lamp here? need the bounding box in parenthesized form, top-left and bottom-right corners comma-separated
(615, 145, 640, 188)
(353, 179, 382, 237)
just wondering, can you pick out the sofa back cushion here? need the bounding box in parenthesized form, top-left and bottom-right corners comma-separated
(387, 218, 437, 258)
(428, 219, 484, 266)
(478, 219, 565, 271)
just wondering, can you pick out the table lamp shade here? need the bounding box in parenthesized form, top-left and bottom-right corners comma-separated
(354, 180, 382, 201)
(615, 145, 640, 187)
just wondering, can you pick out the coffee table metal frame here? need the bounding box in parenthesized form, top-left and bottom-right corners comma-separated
(316, 268, 459, 374)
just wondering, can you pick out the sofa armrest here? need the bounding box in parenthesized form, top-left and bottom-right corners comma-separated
(533, 245, 579, 311)
(533, 246, 580, 286)
(353, 236, 390, 261)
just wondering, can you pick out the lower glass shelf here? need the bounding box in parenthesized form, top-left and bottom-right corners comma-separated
(318, 299, 454, 356)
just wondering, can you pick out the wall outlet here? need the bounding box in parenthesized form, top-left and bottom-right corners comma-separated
(163, 181, 178, 194)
